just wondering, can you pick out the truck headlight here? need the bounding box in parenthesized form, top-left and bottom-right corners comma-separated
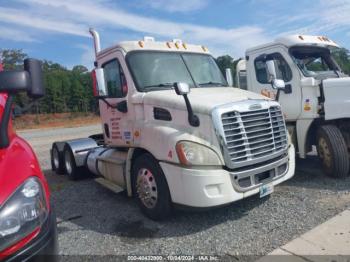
(0, 177, 48, 253)
(176, 141, 222, 166)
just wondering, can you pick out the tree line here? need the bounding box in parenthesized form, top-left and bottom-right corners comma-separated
(1, 47, 350, 114)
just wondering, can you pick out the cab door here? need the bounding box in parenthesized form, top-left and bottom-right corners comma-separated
(248, 48, 302, 121)
(98, 51, 132, 147)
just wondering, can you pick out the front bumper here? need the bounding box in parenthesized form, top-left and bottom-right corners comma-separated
(5, 207, 58, 262)
(160, 144, 295, 208)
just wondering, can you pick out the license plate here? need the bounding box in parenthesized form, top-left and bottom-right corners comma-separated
(260, 183, 274, 198)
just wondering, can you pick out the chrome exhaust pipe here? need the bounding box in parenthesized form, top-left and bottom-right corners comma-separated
(89, 28, 101, 57)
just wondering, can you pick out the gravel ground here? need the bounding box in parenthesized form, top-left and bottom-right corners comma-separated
(20, 125, 350, 260)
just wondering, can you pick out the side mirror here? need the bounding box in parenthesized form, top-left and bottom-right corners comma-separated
(272, 79, 285, 90)
(0, 58, 44, 98)
(24, 58, 44, 98)
(174, 82, 190, 95)
(266, 60, 286, 90)
(0, 71, 31, 93)
(92, 68, 107, 97)
(173, 82, 199, 127)
(266, 60, 277, 79)
(225, 68, 233, 87)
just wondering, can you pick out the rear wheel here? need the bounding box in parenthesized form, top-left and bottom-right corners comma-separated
(131, 153, 172, 220)
(317, 125, 349, 178)
(51, 144, 65, 174)
(63, 145, 81, 180)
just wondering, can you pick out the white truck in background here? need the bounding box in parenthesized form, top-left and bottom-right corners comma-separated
(50, 29, 295, 220)
(234, 35, 350, 178)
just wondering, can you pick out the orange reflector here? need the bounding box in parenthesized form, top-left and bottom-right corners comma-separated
(166, 42, 171, 48)
(138, 41, 144, 48)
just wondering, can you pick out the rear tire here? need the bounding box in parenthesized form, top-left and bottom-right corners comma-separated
(131, 153, 172, 220)
(63, 145, 81, 180)
(317, 125, 349, 178)
(51, 144, 65, 174)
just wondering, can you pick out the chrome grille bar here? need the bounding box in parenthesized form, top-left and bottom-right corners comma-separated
(220, 105, 288, 167)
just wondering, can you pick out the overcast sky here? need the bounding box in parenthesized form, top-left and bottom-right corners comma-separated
(0, 0, 349, 69)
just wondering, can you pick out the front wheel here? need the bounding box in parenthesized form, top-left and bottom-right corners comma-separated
(317, 125, 349, 178)
(131, 153, 172, 220)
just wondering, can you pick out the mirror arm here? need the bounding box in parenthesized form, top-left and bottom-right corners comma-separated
(0, 94, 14, 148)
(183, 94, 200, 127)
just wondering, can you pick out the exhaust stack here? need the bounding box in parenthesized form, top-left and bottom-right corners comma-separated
(89, 28, 101, 57)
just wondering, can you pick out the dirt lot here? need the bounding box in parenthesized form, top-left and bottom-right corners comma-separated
(19, 125, 350, 260)
(14, 113, 100, 130)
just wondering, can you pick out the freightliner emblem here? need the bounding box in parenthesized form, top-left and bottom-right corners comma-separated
(249, 104, 262, 110)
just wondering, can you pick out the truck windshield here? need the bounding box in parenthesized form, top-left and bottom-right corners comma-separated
(127, 51, 227, 91)
(290, 46, 342, 80)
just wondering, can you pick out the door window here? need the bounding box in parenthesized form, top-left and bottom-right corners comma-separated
(103, 59, 127, 98)
(254, 53, 292, 84)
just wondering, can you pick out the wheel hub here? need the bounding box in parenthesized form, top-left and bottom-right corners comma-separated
(318, 137, 332, 168)
(136, 168, 158, 209)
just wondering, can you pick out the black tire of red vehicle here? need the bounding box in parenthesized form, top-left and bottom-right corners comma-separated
(51, 144, 65, 174)
(317, 125, 349, 178)
(63, 145, 81, 180)
(131, 153, 172, 220)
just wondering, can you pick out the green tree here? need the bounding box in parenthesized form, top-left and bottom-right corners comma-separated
(332, 48, 350, 75)
(0, 49, 28, 70)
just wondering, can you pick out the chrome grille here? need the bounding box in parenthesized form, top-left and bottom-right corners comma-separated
(221, 106, 288, 166)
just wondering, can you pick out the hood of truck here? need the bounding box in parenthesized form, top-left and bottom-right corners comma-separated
(142, 87, 268, 114)
(322, 77, 350, 120)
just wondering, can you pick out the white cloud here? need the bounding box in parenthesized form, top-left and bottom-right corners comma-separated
(76, 44, 95, 70)
(147, 0, 209, 13)
(0, 7, 89, 37)
(0, 26, 37, 42)
(13, 0, 268, 58)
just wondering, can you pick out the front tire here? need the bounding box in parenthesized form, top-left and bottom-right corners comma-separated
(131, 153, 172, 220)
(317, 125, 349, 178)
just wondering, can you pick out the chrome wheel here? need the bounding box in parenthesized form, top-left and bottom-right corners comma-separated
(53, 147, 60, 170)
(64, 150, 73, 175)
(318, 137, 332, 169)
(136, 168, 158, 209)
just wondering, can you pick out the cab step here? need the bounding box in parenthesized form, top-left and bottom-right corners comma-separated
(95, 177, 125, 194)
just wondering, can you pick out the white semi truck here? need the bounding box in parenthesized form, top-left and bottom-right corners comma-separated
(234, 35, 350, 178)
(51, 29, 295, 220)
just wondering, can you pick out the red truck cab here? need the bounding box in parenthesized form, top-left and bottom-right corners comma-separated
(0, 59, 58, 261)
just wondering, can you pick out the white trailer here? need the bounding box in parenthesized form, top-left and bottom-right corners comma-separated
(234, 34, 350, 178)
(51, 29, 295, 220)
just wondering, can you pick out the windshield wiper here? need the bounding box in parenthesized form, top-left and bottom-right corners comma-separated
(143, 83, 174, 91)
(198, 81, 226, 87)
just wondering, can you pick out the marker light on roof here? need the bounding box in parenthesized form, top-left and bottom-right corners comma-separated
(138, 41, 144, 48)
(201, 46, 207, 52)
(166, 42, 171, 48)
(182, 43, 187, 50)
(175, 42, 180, 49)
(298, 35, 304, 40)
